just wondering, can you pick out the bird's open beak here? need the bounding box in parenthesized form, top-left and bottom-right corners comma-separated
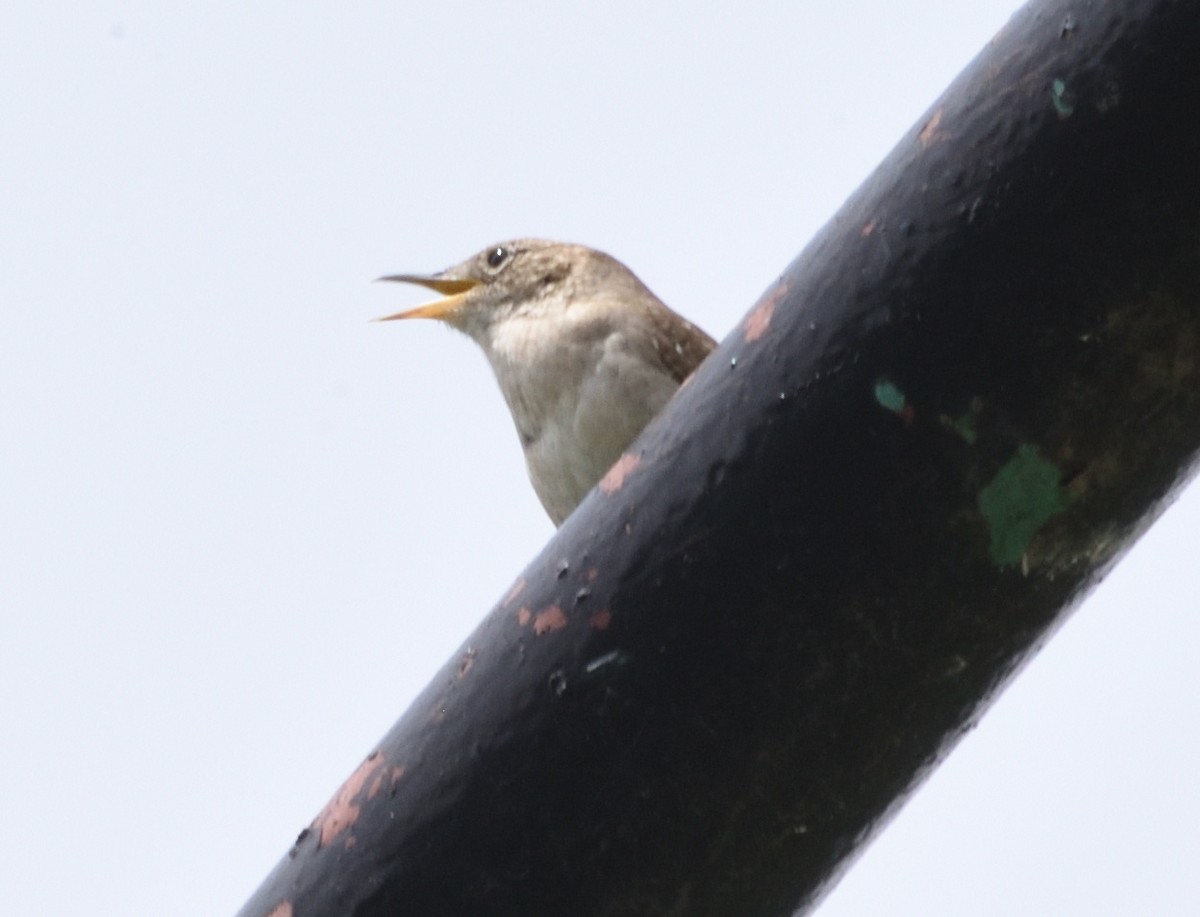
(373, 275, 480, 321)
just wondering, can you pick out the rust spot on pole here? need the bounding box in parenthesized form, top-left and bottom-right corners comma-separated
(533, 605, 568, 635)
(313, 751, 385, 848)
(600, 453, 641, 494)
(745, 295, 776, 342)
(919, 108, 944, 146)
(503, 578, 526, 606)
(368, 771, 385, 801)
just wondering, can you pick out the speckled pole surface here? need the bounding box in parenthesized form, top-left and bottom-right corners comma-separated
(239, 1, 1200, 914)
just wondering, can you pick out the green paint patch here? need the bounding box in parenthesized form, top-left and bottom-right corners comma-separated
(874, 378, 906, 413)
(978, 444, 1071, 567)
(1051, 78, 1075, 116)
(942, 412, 978, 444)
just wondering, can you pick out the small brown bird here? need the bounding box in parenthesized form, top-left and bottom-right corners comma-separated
(377, 239, 715, 526)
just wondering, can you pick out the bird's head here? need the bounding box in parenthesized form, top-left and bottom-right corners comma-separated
(375, 239, 604, 341)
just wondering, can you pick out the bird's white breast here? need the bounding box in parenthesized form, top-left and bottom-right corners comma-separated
(482, 310, 677, 525)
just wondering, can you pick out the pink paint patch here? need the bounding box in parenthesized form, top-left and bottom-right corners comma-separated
(267, 903, 294, 917)
(600, 453, 641, 494)
(744, 280, 789, 342)
(919, 109, 943, 147)
(314, 751, 385, 847)
(533, 605, 568, 635)
(745, 298, 775, 342)
(586, 567, 599, 582)
(589, 609, 613, 631)
(503, 577, 526, 606)
(368, 771, 385, 800)
(861, 218, 878, 237)
(517, 607, 531, 627)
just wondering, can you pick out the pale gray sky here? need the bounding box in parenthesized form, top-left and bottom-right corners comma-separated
(3, 2, 1196, 914)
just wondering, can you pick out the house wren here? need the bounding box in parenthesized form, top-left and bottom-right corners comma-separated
(377, 239, 715, 525)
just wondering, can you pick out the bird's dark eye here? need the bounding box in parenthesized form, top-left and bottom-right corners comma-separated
(486, 246, 509, 269)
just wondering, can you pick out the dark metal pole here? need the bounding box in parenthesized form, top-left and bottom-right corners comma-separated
(239, 1, 1200, 914)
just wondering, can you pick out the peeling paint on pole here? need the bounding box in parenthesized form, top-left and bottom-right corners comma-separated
(978, 444, 1072, 567)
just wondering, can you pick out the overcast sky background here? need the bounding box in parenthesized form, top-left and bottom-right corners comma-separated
(3, 2, 1197, 914)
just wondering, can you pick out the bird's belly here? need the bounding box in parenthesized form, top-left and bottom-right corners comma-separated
(522, 361, 677, 525)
